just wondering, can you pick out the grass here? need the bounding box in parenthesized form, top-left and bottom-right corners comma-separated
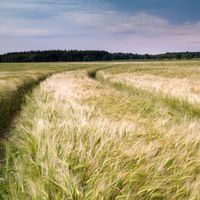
(0, 73, 50, 136)
(0, 63, 62, 137)
(0, 62, 112, 137)
(96, 64, 200, 118)
(0, 61, 200, 199)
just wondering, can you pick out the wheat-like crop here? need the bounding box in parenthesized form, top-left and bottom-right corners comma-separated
(1, 68, 200, 199)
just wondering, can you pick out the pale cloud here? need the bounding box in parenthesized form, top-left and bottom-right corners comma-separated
(64, 10, 200, 46)
(0, 0, 200, 54)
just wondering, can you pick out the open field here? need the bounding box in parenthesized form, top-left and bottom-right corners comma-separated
(0, 62, 110, 136)
(0, 61, 200, 199)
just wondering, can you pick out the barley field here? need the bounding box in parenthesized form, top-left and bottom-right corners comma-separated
(0, 61, 200, 199)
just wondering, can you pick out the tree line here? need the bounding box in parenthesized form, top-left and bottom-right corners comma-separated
(0, 50, 200, 62)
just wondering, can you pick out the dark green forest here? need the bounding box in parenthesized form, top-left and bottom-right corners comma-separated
(0, 50, 200, 62)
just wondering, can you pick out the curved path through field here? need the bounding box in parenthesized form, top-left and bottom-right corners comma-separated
(1, 69, 200, 199)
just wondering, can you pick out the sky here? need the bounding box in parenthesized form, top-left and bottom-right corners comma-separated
(0, 0, 200, 54)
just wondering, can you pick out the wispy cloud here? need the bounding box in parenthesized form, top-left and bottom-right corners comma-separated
(0, 0, 200, 53)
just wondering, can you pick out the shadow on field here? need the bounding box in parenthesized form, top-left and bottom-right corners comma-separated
(88, 66, 111, 79)
(0, 74, 51, 164)
(0, 75, 50, 138)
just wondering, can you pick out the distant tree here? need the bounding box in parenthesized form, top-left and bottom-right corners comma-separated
(103, 54, 112, 61)
(176, 54, 182, 60)
(0, 50, 199, 63)
(83, 55, 95, 61)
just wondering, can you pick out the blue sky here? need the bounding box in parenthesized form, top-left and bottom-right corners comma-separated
(0, 0, 200, 54)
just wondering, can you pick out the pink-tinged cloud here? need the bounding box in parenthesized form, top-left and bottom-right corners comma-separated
(0, 0, 200, 54)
